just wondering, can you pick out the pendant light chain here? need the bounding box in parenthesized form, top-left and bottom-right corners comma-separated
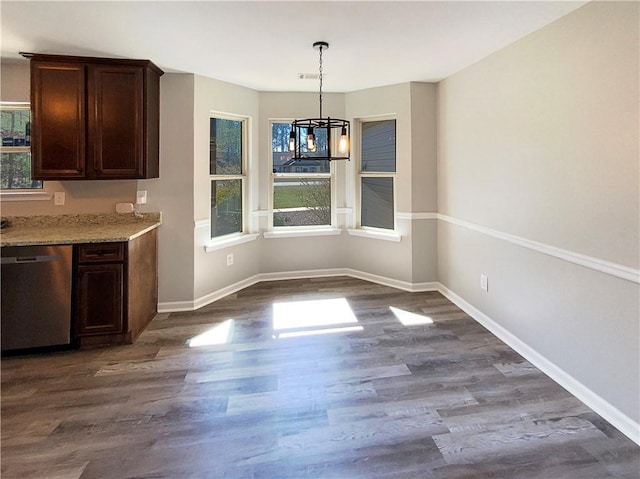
(318, 44, 323, 119)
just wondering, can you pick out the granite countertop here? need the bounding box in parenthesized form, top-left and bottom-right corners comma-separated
(0, 213, 162, 247)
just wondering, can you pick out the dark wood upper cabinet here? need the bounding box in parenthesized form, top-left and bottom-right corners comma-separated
(28, 53, 163, 180)
(31, 61, 86, 178)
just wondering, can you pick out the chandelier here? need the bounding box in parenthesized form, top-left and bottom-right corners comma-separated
(289, 41, 350, 161)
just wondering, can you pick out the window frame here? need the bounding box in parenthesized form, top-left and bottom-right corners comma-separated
(356, 115, 398, 233)
(209, 113, 249, 241)
(0, 101, 43, 193)
(268, 119, 337, 233)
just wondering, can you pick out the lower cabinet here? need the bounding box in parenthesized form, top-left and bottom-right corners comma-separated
(77, 262, 124, 335)
(74, 229, 157, 347)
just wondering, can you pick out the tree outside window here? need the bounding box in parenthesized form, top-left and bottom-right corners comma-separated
(0, 103, 42, 190)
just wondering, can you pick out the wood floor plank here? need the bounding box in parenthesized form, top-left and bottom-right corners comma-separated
(431, 444, 618, 479)
(432, 416, 608, 464)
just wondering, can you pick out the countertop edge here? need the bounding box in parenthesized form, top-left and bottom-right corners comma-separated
(127, 222, 161, 241)
(0, 221, 161, 247)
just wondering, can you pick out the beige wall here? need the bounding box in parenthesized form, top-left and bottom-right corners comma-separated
(144, 73, 196, 304)
(192, 75, 261, 300)
(437, 1, 639, 423)
(1, 61, 29, 100)
(410, 82, 438, 284)
(410, 82, 438, 213)
(438, 2, 639, 267)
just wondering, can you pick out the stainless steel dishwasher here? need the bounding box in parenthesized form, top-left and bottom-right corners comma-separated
(1, 245, 73, 352)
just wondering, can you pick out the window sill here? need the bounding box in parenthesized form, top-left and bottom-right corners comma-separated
(347, 228, 402, 242)
(0, 191, 52, 202)
(205, 233, 259, 252)
(264, 228, 342, 239)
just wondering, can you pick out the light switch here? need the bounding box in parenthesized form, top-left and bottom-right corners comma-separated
(480, 274, 488, 292)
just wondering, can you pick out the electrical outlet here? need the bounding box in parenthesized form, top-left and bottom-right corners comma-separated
(54, 192, 65, 206)
(480, 274, 488, 292)
(226, 253, 234, 266)
(136, 190, 147, 205)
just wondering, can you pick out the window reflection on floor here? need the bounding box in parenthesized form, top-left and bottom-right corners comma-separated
(272, 298, 363, 338)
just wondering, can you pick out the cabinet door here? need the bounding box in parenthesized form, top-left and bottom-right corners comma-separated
(31, 62, 86, 179)
(76, 263, 124, 335)
(87, 65, 144, 179)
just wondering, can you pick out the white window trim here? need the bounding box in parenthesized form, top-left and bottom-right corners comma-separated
(347, 227, 401, 242)
(356, 115, 398, 234)
(199, 218, 258, 253)
(264, 228, 342, 239)
(0, 191, 52, 202)
(205, 233, 259, 252)
(209, 113, 249, 243)
(269, 119, 337, 234)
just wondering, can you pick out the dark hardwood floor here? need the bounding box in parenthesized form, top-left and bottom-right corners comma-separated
(2, 277, 638, 478)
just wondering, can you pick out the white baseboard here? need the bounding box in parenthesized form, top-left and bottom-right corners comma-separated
(345, 269, 438, 293)
(158, 269, 353, 313)
(192, 275, 262, 311)
(437, 283, 640, 446)
(157, 301, 195, 313)
(157, 275, 262, 313)
(259, 268, 350, 282)
(158, 268, 438, 312)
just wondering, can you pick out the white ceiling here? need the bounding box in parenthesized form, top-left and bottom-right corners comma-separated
(1, 1, 588, 92)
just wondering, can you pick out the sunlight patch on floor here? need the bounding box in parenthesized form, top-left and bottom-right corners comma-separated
(272, 298, 362, 338)
(390, 306, 433, 326)
(187, 319, 234, 347)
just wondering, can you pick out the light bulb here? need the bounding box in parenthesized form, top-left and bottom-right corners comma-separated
(307, 127, 316, 152)
(338, 126, 348, 154)
(288, 129, 296, 152)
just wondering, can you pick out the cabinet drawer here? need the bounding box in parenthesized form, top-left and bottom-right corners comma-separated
(77, 243, 125, 263)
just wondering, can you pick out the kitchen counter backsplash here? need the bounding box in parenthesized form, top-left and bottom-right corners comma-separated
(0, 212, 161, 246)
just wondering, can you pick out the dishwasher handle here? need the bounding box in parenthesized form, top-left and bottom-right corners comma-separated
(1, 254, 62, 264)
